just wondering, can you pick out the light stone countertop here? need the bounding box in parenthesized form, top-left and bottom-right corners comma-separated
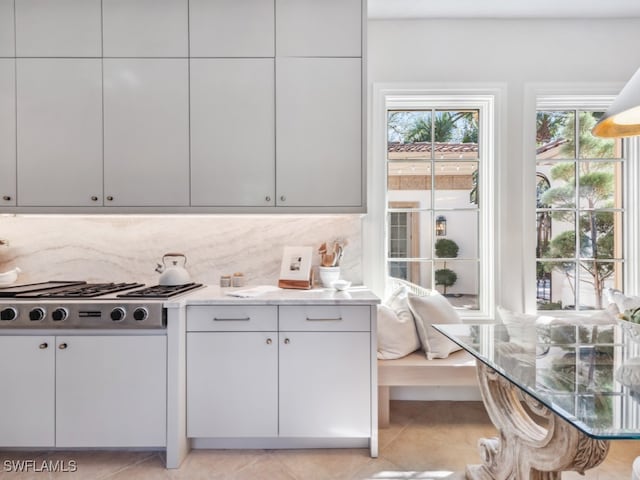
(164, 285, 380, 308)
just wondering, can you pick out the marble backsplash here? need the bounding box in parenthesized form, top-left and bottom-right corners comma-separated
(0, 215, 363, 287)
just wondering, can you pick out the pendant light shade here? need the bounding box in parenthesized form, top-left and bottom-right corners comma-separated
(592, 67, 640, 138)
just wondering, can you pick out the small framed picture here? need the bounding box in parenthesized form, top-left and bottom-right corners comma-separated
(278, 246, 313, 289)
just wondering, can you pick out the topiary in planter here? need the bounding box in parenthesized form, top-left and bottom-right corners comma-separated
(435, 268, 457, 295)
(435, 238, 459, 258)
(434, 238, 459, 295)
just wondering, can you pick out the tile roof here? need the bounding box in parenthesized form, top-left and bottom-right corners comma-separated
(388, 141, 478, 154)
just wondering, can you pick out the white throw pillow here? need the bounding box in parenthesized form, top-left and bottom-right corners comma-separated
(495, 306, 542, 342)
(407, 292, 462, 359)
(496, 306, 538, 325)
(615, 357, 640, 393)
(386, 285, 421, 332)
(606, 288, 640, 312)
(376, 304, 420, 359)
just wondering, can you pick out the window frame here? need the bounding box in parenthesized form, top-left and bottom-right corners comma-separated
(525, 91, 640, 314)
(366, 84, 504, 320)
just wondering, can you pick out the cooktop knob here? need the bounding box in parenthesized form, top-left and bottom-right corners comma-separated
(110, 307, 126, 322)
(133, 307, 148, 322)
(0, 307, 17, 321)
(29, 307, 46, 322)
(51, 308, 68, 322)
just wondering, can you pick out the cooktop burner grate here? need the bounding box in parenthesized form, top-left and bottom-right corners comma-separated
(19, 282, 145, 298)
(117, 282, 204, 298)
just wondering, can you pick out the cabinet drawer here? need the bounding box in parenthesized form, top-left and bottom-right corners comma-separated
(187, 306, 277, 332)
(279, 306, 370, 332)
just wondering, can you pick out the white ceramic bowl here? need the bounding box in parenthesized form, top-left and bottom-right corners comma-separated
(331, 280, 351, 291)
(0, 267, 21, 286)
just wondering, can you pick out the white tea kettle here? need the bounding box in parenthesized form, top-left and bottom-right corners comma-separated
(155, 253, 191, 286)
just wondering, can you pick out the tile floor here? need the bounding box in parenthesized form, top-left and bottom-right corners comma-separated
(0, 401, 638, 479)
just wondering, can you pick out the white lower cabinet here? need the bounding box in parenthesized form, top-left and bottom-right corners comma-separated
(186, 305, 372, 441)
(56, 335, 167, 447)
(187, 332, 278, 437)
(0, 334, 167, 448)
(0, 336, 55, 447)
(279, 331, 370, 437)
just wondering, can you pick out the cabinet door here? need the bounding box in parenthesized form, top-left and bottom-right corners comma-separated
(17, 59, 103, 206)
(0, 59, 16, 206)
(276, 58, 362, 207)
(0, 0, 14, 56)
(275, 0, 361, 57)
(190, 59, 275, 206)
(189, 0, 274, 57)
(103, 59, 189, 206)
(0, 336, 55, 447)
(279, 331, 370, 437)
(15, 0, 101, 57)
(187, 332, 278, 437)
(102, 0, 188, 57)
(55, 335, 167, 447)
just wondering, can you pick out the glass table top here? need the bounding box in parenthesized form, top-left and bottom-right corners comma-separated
(434, 320, 640, 439)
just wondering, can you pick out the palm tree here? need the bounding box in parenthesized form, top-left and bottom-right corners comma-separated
(387, 111, 478, 144)
(404, 112, 478, 143)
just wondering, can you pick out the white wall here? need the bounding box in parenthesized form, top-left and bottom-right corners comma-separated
(368, 18, 640, 312)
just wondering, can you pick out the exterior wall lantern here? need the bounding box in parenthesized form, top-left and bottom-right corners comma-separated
(435, 216, 447, 236)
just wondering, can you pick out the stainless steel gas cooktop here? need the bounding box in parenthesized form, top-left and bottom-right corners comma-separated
(0, 281, 204, 329)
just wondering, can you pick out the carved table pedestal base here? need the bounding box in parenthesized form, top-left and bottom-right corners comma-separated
(468, 361, 610, 480)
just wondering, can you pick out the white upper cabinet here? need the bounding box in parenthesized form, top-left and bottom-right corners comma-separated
(0, 0, 15, 57)
(17, 59, 103, 206)
(4, 0, 364, 212)
(102, 0, 188, 57)
(15, 0, 101, 57)
(191, 59, 275, 206)
(0, 60, 15, 206)
(276, 57, 362, 207)
(189, 0, 274, 57)
(103, 59, 189, 206)
(275, 0, 361, 57)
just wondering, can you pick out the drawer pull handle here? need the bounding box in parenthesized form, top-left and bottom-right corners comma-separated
(284, 338, 290, 344)
(58, 343, 68, 350)
(306, 317, 343, 322)
(39, 342, 48, 349)
(213, 317, 251, 322)
(266, 338, 272, 345)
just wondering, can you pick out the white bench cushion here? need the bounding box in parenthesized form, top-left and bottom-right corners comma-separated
(378, 349, 477, 387)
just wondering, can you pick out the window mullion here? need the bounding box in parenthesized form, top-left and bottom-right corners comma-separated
(574, 109, 581, 310)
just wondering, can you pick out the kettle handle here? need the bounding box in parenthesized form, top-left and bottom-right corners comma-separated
(162, 253, 187, 265)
